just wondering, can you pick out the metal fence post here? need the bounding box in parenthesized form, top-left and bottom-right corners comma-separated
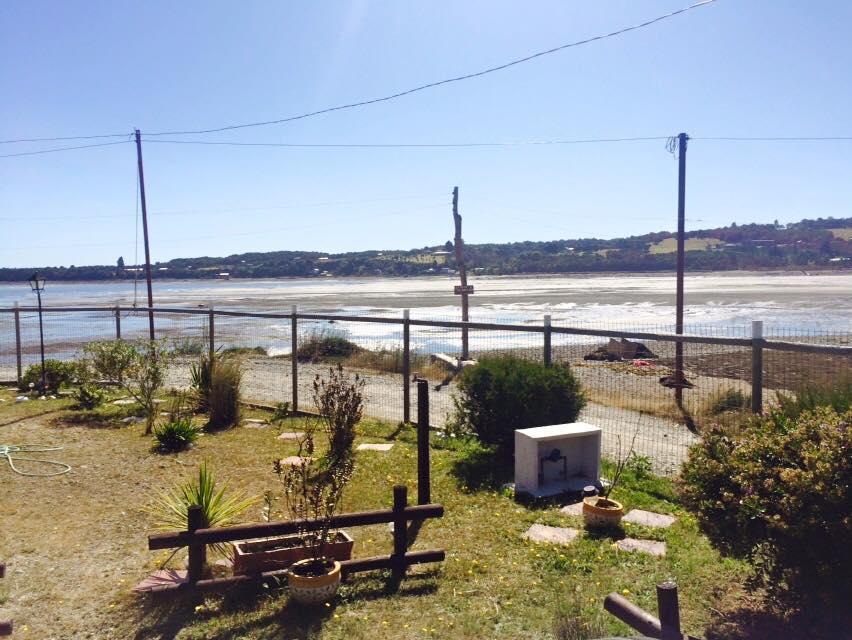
(208, 305, 215, 359)
(291, 305, 298, 412)
(403, 309, 411, 423)
(543, 314, 552, 367)
(186, 505, 206, 584)
(416, 378, 430, 505)
(751, 320, 764, 414)
(13, 302, 22, 387)
(114, 305, 121, 340)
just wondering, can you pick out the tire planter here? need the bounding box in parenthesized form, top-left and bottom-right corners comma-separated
(232, 531, 354, 575)
(286, 559, 342, 605)
(582, 496, 624, 529)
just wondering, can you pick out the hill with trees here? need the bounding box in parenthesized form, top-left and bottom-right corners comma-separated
(2, 216, 851, 282)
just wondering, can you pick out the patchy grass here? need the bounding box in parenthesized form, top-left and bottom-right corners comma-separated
(648, 237, 724, 254)
(829, 227, 852, 241)
(1, 398, 748, 639)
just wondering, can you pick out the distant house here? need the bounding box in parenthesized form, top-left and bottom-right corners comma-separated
(217, 272, 230, 280)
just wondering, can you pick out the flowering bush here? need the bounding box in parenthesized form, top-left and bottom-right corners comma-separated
(679, 407, 851, 607)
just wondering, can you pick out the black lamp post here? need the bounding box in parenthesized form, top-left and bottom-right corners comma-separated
(28, 272, 47, 393)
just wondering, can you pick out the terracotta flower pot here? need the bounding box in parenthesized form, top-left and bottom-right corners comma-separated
(582, 496, 624, 529)
(286, 559, 342, 605)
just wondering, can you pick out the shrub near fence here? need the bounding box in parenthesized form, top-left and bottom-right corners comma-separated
(2, 305, 851, 476)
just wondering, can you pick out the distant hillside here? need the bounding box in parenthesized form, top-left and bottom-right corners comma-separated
(2, 216, 851, 282)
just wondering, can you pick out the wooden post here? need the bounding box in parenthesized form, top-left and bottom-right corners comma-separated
(187, 505, 206, 584)
(208, 306, 215, 359)
(291, 305, 298, 412)
(751, 320, 764, 414)
(674, 132, 689, 405)
(452, 187, 470, 361)
(403, 309, 411, 423)
(657, 581, 682, 640)
(13, 302, 22, 387)
(543, 314, 552, 367)
(0, 562, 10, 636)
(114, 305, 121, 340)
(604, 593, 662, 638)
(416, 379, 430, 505)
(392, 485, 408, 577)
(134, 129, 156, 340)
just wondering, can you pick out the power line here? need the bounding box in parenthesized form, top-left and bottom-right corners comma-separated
(141, 136, 670, 149)
(0, 140, 131, 158)
(692, 136, 852, 141)
(1, 0, 715, 145)
(0, 132, 131, 145)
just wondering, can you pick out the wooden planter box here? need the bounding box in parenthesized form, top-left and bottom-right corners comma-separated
(232, 531, 354, 575)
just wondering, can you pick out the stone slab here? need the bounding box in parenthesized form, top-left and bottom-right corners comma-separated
(113, 399, 136, 405)
(522, 524, 579, 546)
(357, 443, 394, 452)
(623, 509, 676, 529)
(132, 569, 188, 592)
(560, 502, 584, 516)
(616, 538, 666, 557)
(277, 431, 305, 440)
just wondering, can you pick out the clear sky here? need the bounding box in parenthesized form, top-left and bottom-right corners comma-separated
(2, 1, 852, 268)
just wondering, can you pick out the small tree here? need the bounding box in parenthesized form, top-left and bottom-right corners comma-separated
(312, 364, 364, 465)
(106, 340, 173, 435)
(83, 340, 137, 386)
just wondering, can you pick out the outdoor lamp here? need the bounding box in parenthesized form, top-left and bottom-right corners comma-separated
(28, 272, 47, 393)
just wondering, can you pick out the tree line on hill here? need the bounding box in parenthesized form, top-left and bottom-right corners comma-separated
(2, 216, 850, 282)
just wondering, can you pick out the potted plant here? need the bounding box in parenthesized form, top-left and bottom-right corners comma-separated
(583, 427, 639, 529)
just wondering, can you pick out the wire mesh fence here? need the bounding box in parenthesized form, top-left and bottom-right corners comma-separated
(2, 305, 849, 476)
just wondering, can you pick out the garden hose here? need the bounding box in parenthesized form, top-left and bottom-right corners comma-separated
(0, 444, 71, 477)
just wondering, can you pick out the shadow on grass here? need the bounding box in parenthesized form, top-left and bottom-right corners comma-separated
(132, 569, 440, 640)
(704, 603, 851, 640)
(450, 445, 513, 491)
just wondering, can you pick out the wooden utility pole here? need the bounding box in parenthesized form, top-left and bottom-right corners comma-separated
(674, 132, 688, 405)
(452, 186, 471, 360)
(134, 129, 155, 340)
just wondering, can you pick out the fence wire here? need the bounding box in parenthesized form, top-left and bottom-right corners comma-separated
(3, 306, 849, 477)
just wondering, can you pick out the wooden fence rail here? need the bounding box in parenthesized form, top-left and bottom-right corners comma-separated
(145, 484, 444, 592)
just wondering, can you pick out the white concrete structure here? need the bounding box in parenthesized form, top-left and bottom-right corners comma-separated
(514, 423, 602, 497)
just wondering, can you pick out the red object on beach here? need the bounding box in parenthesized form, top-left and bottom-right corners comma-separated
(633, 359, 652, 367)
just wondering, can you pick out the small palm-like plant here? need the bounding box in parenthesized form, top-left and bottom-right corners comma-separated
(148, 462, 257, 556)
(153, 418, 201, 453)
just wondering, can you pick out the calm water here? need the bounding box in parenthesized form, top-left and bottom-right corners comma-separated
(2, 271, 850, 360)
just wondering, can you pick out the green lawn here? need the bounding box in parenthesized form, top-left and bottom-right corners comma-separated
(1, 389, 748, 639)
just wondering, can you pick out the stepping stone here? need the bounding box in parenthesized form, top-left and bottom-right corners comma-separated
(616, 538, 666, 557)
(113, 399, 136, 405)
(277, 431, 305, 440)
(560, 502, 584, 516)
(132, 569, 188, 592)
(357, 443, 394, 452)
(623, 509, 676, 529)
(279, 456, 313, 467)
(522, 524, 579, 546)
(242, 419, 268, 429)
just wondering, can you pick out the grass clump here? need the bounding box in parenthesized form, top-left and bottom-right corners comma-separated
(450, 355, 586, 453)
(207, 357, 242, 429)
(296, 329, 362, 363)
(706, 387, 751, 415)
(74, 383, 106, 410)
(776, 373, 852, 419)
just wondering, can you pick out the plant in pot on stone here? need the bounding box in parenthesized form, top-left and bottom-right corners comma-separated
(583, 425, 639, 529)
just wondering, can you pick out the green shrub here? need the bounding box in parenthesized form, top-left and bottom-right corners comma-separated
(153, 418, 201, 453)
(270, 401, 291, 422)
(451, 356, 586, 452)
(74, 383, 105, 409)
(20, 359, 75, 391)
(776, 373, 852, 420)
(171, 337, 206, 356)
(313, 364, 364, 465)
(296, 330, 362, 363)
(82, 340, 137, 385)
(207, 358, 241, 429)
(706, 387, 751, 415)
(679, 407, 852, 608)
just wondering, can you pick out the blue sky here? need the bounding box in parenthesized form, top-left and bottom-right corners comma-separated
(2, 1, 852, 268)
